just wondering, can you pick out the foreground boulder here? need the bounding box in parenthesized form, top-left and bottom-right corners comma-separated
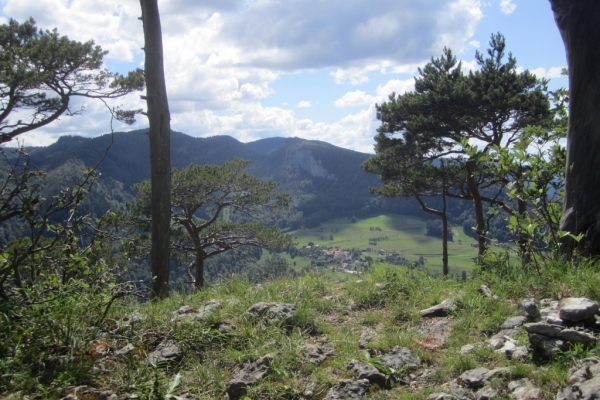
(246, 302, 298, 327)
(323, 379, 369, 400)
(223, 354, 273, 400)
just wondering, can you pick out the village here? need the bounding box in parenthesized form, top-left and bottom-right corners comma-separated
(297, 243, 423, 274)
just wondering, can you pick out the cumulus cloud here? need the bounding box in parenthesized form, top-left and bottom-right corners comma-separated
(296, 101, 312, 108)
(0, 0, 486, 151)
(527, 66, 565, 79)
(335, 78, 415, 108)
(499, 0, 516, 15)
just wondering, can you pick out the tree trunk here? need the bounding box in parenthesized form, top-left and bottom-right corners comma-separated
(517, 198, 531, 263)
(412, 191, 449, 276)
(441, 191, 449, 277)
(195, 250, 205, 290)
(549, 0, 600, 255)
(465, 160, 487, 258)
(140, 0, 171, 299)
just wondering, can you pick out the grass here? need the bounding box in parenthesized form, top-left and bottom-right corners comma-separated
(4, 257, 600, 399)
(290, 214, 484, 274)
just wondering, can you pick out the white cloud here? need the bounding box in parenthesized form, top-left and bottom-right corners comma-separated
(528, 66, 565, 79)
(0, 0, 487, 151)
(335, 91, 377, 108)
(296, 101, 312, 108)
(499, 0, 516, 15)
(335, 78, 415, 108)
(469, 40, 480, 48)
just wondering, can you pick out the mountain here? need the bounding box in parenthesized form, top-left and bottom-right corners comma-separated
(24, 130, 421, 229)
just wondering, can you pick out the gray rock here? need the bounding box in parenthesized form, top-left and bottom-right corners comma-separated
(459, 368, 490, 389)
(512, 346, 529, 360)
(301, 343, 334, 365)
(379, 346, 421, 371)
(460, 344, 475, 355)
(420, 298, 454, 318)
(578, 375, 600, 399)
(558, 329, 597, 346)
(347, 359, 386, 386)
(172, 300, 222, 322)
(560, 298, 599, 322)
(569, 357, 599, 375)
(478, 285, 494, 298)
(232, 354, 273, 383)
(489, 337, 506, 349)
(225, 354, 273, 399)
(358, 330, 373, 349)
(246, 302, 298, 327)
(302, 383, 316, 399)
(113, 343, 135, 358)
(519, 299, 541, 321)
(486, 367, 511, 380)
(499, 340, 517, 357)
(529, 333, 565, 358)
(508, 378, 540, 399)
(556, 387, 577, 400)
(118, 311, 146, 330)
(197, 300, 222, 318)
(524, 322, 564, 337)
(147, 340, 180, 366)
(476, 386, 499, 400)
(501, 316, 528, 330)
(428, 394, 455, 400)
(213, 321, 237, 335)
(323, 379, 369, 400)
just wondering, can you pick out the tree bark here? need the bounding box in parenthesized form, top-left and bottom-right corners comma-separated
(140, 0, 171, 299)
(465, 160, 487, 258)
(195, 249, 205, 290)
(412, 191, 449, 276)
(549, 0, 600, 255)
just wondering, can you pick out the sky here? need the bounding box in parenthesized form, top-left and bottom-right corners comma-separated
(1, 0, 568, 153)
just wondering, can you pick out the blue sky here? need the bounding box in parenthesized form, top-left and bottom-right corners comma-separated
(1, 0, 567, 153)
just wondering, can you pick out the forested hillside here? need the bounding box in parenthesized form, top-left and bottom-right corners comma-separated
(23, 130, 426, 230)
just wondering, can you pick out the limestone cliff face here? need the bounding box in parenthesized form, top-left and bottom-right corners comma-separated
(288, 148, 336, 180)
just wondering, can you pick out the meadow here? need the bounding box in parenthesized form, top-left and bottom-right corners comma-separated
(286, 214, 483, 276)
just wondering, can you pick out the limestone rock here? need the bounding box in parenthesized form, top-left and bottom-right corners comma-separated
(378, 346, 421, 371)
(460, 344, 475, 355)
(508, 378, 540, 399)
(501, 316, 528, 330)
(147, 340, 180, 366)
(512, 346, 529, 360)
(301, 342, 334, 365)
(459, 368, 490, 389)
(524, 323, 564, 337)
(246, 302, 298, 327)
(476, 386, 499, 400)
(478, 285, 494, 298)
(560, 298, 600, 323)
(323, 379, 369, 400)
(358, 329, 373, 349)
(420, 298, 454, 318)
(529, 333, 565, 358)
(225, 354, 273, 400)
(347, 359, 386, 386)
(519, 299, 541, 321)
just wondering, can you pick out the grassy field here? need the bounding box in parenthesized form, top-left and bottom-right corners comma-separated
(287, 214, 482, 275)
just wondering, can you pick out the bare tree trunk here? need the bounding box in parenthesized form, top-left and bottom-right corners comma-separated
(412, 191, 449, 276)
(517, 198, 531, 263)
(465, 160, 487, 258)
(195, 250, 205, 290)
(140, 0, 171, 299)
(441, 191, 449, 277)
(549, 0, 600, 255)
